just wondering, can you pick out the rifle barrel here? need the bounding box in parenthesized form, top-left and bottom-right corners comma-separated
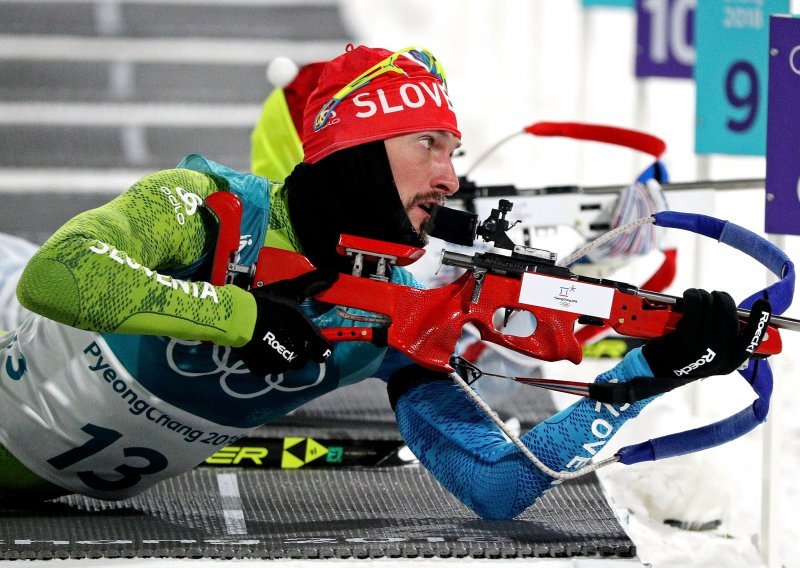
(637, 290, 800, 333)
(440, 250, 479, 270)
(455, 178, 767, 204)
(581, 178, 765, 195)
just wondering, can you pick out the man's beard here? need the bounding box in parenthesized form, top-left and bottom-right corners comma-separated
(405, 191, 447, 245)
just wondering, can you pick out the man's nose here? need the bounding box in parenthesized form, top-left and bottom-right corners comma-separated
(434, 156, 459, 196)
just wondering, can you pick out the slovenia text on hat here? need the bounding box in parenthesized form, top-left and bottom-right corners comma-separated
(302, 45, 461, 164)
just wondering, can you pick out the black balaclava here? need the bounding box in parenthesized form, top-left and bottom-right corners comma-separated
(286, 140, 425, 273)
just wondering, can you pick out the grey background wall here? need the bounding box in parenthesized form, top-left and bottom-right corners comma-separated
(0, 0, 351, 242)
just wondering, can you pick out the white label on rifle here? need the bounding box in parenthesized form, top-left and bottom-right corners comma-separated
(518, 273, 614, 319)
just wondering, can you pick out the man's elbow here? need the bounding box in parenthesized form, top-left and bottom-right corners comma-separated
(463, 480, 533, 520)
(466, 494, 529, 521)
(16, 256, 81, 325)
(460, 464, 553, 520)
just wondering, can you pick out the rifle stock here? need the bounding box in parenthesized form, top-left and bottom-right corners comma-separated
(253, 245, 782, 373)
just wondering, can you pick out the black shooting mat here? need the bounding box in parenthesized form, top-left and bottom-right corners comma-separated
(1, 469, 633, 560)
(0, 377, 637, 561)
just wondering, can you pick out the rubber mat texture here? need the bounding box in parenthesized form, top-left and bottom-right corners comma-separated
(0, 377, 635, 560)
(1, 467, 633, 560)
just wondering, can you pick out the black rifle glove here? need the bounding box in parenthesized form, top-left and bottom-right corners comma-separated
(642, 288, 772, 379)
(234, 268, 339, 375)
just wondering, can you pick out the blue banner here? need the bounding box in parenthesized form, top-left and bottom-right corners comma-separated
(583, 0, 634, 7)
(695, 0, 789, 156)
(765, 15, 800, 235)
(635, 0, 696, 78)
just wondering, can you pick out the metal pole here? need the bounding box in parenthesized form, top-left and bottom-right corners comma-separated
(761, 233, 786, 568)
(579, 177, 765, 195)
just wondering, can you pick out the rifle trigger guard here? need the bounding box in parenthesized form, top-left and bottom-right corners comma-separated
(470, 268, 488, 303)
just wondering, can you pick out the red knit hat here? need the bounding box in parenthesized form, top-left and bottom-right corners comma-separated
(302, 45, 461, 164)
(283, 61, 327, 137)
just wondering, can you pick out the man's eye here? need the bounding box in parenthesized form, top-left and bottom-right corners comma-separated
(419, 136, 434, 149)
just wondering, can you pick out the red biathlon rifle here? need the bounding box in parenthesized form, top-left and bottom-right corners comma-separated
(205, 192, 797, 478)
(457, 121, 675, 359)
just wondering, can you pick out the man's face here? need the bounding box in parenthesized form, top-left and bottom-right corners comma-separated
(384, 131, 461, 235)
